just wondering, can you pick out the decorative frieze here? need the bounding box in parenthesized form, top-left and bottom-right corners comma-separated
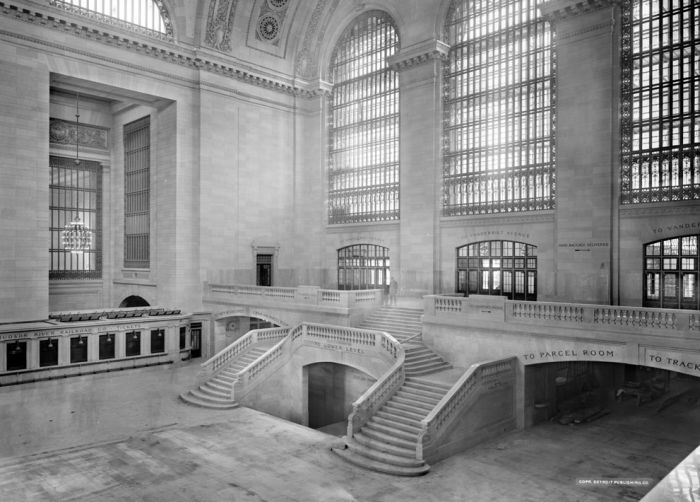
(49, 118, 108, 150)
(204, 0, 237, 52)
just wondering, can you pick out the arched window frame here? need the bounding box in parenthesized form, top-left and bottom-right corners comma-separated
(327, 11, 400, 225)
(456, 240, 537, 300)
(620, 0, 700, 203)
(337, 244, 390, 291)
(643, 235, 699, 310)
(48, 0, 173, 40)
(442, 0, 556, 215)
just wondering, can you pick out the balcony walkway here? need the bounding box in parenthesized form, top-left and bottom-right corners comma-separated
(0, 360, 699, 500)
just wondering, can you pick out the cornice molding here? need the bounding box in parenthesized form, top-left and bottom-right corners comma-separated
(387, 39, 449, 72)
(0, 1, 322, 98)
(440, 210, 556, 228)
(619, 201, 700, 218)
(540, 0, 619, 21)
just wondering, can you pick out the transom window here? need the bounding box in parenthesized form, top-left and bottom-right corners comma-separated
(443, 0, 556, 215)
(456, 240, 537, 300)
(49, 156, 102, 279)
(621, 0, 700, 203)
(337, 244, 390, 290)
(644, 235, 699, 309)
(49, 0, 172, 38)
(328, 11, 400, 224)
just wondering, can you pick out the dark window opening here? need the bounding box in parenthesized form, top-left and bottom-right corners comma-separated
(125, 331, 141, 357)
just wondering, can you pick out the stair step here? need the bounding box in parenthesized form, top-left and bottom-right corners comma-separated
(353, 432, 417, 458)
(364, 421, 419, 442)
(344, 441, 424, 468)
(391, 395, 435, 412)
(383, 402, 429, 421)
(190, 388, 235, 405)
(398, 384, 445, 400)
(331, 446, 429, 476)
(395, 390, 440, 406)
(404, 379, 452, 393)
(405, 353, 438, 364)
(372, 416, 423, 435)
(199, 384, 230, 399)
(375, 410, 423, 428)
(406, 360, 451, 372)
(360, 427, 418, 450)
(179, 392, 239, 410)
(205, 380, 231, 393)
(406, 365, 452, 376)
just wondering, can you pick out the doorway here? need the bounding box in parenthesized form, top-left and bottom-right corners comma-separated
(256, 254, 272, 286)
(190, 322, 202, 358)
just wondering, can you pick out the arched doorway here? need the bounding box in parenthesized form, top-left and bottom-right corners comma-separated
(456, 240, 537, 300)
(337, 244, 390, 291)
(119, 295, 150, 308)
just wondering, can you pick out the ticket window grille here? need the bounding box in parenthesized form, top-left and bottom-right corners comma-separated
(125, 331, 141, 357)
(179, 326, 187, 350)
(150, 329, 165, 354)
(99, 334, 115, 360)
(644, 235, 699, 310)
(70, 336, 88, 364)
(39, 339, 59, 367)
(256, 254, 273, 287)
(337, 244, 390, 291)
(6, 341, 27, 371)
(457, 241, 537, 300)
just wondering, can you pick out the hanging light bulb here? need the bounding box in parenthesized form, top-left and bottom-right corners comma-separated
(47, 339, 54, 349)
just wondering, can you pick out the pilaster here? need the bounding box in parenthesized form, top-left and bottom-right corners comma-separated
(543, 0, 621, 304)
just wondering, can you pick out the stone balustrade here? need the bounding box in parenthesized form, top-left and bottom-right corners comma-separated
(197, 326, 288, 385)
(230, 323, 402, 402)
(417, 357, 516, 462)
(207, 283, 384, 309)
(426, 295, 699, 337)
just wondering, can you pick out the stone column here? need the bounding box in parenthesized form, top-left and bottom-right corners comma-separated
(542, 0, 620, 304)
(388, 40, 449, 298)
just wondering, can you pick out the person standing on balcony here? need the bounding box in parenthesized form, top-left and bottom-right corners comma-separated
(389, 278, 398, 306)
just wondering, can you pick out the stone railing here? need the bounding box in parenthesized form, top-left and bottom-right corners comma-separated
(346, 339, 405, 441)
(197, 327, 288, 385)
(426, 295, 699, 336)
(207, 283, 384, 309)
(417, 357, 516, 462)
(231, 323, 402, 402)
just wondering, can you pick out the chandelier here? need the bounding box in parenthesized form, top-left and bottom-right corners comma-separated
(62, 215, 92, 253)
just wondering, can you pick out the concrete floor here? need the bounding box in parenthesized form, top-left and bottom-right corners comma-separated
(0, 361, 698, 501)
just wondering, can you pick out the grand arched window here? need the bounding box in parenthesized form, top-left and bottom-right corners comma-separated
(443, 0, 555, 215)
(328, 12, 399, 224)
(456, 240, 537, 300)
(644, 235, 699, 310)
(337, 244, 390, 290)
(621, 0, 700, 203)
(49, 0, 172, 38)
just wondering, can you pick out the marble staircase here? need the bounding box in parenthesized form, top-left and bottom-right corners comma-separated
(359, 306, 451, 376)
(179, 345, 271, 409)
(332, 376, 454, 476)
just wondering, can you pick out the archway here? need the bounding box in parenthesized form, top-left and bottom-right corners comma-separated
(119, 295, 150, 308)
(304, 362, 375, 434)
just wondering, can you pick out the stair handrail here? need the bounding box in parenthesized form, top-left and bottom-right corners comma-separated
(400, 332, 423, 344)
(346, 330, 405, 441)
(416, 357, 517, 461)
(197, 327, 288, 383)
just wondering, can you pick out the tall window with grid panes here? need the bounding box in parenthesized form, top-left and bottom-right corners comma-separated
(443, 0, 556, 215)
(327, 11, 400, 224)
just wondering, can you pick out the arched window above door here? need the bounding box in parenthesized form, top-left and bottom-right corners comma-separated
(643, 235, 699, 310)
(337, 244, 390, 291)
